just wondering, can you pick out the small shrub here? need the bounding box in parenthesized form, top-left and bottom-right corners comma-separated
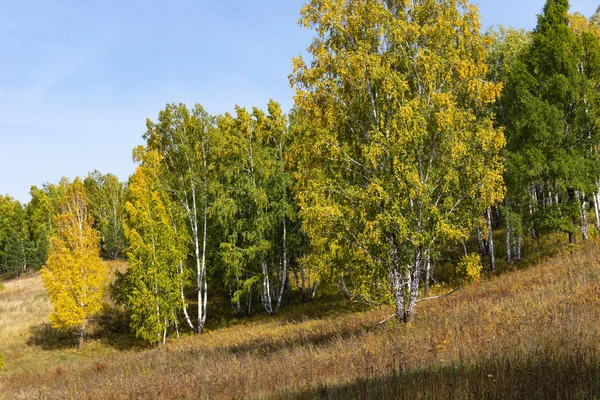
(93, 361, 107, 372)
(456, 253, 483, 282)
(0, 352, 4, 370)
(0, 282, 5, 291)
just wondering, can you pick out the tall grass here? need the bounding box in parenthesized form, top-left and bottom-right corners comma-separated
(1, 242, 599, 399)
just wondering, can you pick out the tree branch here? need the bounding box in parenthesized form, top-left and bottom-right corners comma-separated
(376, 314, 397, 325)
(416, 286, 461, 303)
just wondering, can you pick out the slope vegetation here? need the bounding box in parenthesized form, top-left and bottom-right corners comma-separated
(1, 244, 599, 399)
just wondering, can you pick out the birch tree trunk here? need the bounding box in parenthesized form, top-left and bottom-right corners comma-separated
(340, 274, 352, 299)
(246, 285, 253, 316)
(568, 189, 577, 245)
(310, 280, 318, 300)
(505, 212, 511, 266)
(512, 229, 517, 263)
(200, 200, 208, 329)
(424, 252, 432, 297)
(261, 260, 274, 315)
(78, 325, 84, 350)
(178, 261, 195, 331)
(594, 190, 600, 232)
(487, 207, 496, 271)
(274, 215, 287, 313)
(391, 267, 406, 322)
(581, 197, 589, 242)
(476, 226, 486, 265)
(405, 247, 423, 323)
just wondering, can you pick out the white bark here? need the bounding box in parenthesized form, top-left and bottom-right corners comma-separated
(594, 191, 600, 232)
(261, 260, 273, 315)
(582, 199, 589, 242)
(178, 261, 195, 332)
(424, 251, 432, 297)
(487, 207, 495, 271)
(505, 211, 511, 266)
(274, 216, 287, 313)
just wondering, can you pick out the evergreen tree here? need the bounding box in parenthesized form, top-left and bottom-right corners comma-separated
(144, 103, 216, 333)
(499, 0, 600, 244)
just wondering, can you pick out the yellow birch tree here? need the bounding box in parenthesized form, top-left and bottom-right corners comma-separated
(41, 178, 108, 349)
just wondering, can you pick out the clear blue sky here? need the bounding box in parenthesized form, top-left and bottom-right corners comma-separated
(1, 0, 597, 203)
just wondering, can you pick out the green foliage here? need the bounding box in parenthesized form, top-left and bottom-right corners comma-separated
(496, 0, 600, 242)
(290, 0, 505, 320)
(144, 102, 218, 331)
(26, 180, 69, 269)
(215, 100, 297, 314)
(117, 149, 189, 344)
(0, 352, 4, 370)
(0, 195, 36, 277)
(84, 171, 127, 259)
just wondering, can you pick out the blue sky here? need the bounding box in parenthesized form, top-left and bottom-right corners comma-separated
(1, 0, 598, 203)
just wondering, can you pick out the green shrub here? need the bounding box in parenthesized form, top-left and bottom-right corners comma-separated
(0, 352, 4, 370)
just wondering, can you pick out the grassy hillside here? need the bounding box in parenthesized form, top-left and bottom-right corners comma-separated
(1, 241, 600, 399)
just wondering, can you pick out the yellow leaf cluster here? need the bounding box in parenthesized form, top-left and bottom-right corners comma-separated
(41, 178, 108, 334)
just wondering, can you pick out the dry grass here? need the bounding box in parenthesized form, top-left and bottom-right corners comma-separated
(1, 243, 600, 399)
(0, 261, 128, 375)
(0, 273, 52, 367)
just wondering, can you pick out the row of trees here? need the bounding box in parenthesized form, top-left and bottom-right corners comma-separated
(0, 173, 127, 278)
(492, 1, 600, 255)
(115, 101, 303, 340)
(2, 0, 599, 346)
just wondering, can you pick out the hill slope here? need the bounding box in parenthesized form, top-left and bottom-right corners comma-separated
(1, 244, 600, 399)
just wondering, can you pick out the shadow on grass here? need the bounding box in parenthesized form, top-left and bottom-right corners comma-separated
(199, 290, 376, 356)
(26, 323, 79, 350)
(278, 349, 600, 400)
(26, 306, 148, 351)
(217, 320, 383, 357)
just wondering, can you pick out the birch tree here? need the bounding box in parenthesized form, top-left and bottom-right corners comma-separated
(84, 171, 127, 259)
(26, 181, 68, 269)
(290, 0, 505, 322)
(144, 104, 216, 333)
(40, 178, 108, 349)
(117, 148, 189, 344)
(216, 101, 295, 315)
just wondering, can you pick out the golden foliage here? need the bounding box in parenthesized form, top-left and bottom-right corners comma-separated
(40, 178, 108, 338)
(456, 252, 483, 282)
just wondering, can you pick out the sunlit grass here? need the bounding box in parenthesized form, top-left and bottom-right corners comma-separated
(1, 240, 599, 399)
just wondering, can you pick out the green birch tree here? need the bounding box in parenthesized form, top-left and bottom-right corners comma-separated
(290, 0, 505, 322)
(117, 148, 189, 344)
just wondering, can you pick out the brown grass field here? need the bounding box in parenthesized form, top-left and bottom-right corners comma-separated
(1, 238, 600, 399)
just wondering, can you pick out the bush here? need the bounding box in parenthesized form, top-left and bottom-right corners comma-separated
(0, 352, 4, 370)
(0, 281, 5, 291)
(456, 253, 483, 282)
